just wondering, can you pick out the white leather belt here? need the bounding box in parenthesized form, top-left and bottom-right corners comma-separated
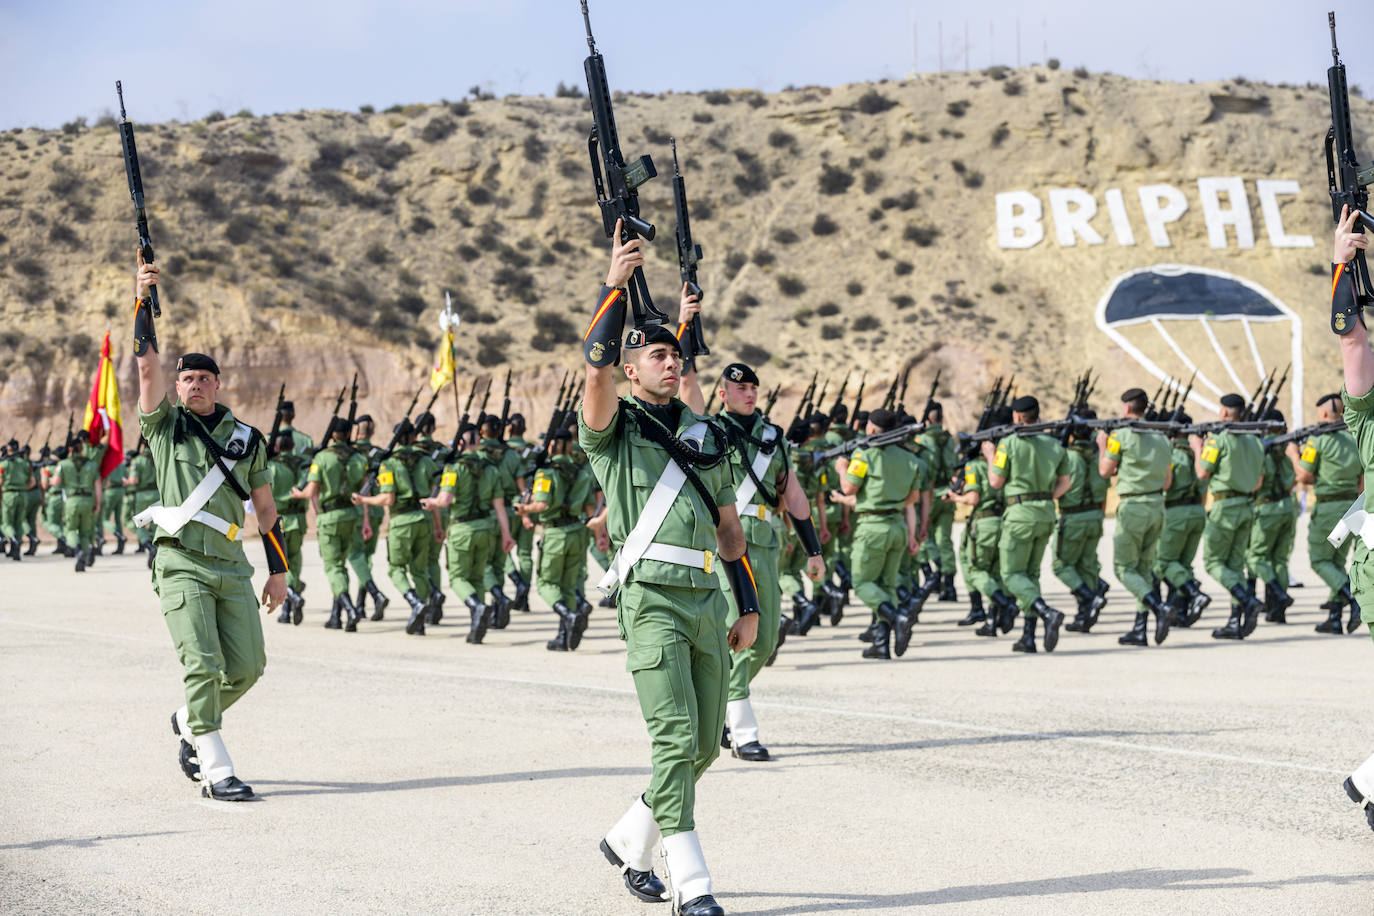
(741, 504, 773, 523)
(1330, 495, 1374, 550)
(639, 542, 715, 573)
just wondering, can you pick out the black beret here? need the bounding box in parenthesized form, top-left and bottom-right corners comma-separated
(1316, 393, 1341, 408)
(280, 400, 295, 411)
(508, 413, 525, 425)
(1077, 407, 1098, 420)
(415, 411, 436, 428)
(809, 411, 831, 426)
(854, 410, 870, 424)
(721, 363, 759, 386)
(6, 438, 17, 450)
(1011, 395, 1039, 413)
(353, 414, 373, 425)
(458, 421, 478, 435)
(624, 324, 682, 354)
(1121, 388, 1147, 403)
(868, 408, 900, 431)
(1263, 408, 1285, 424)
(992, 406, 1013, 426)
(1219, 393, 1245, 408)
(176, 353, 220, 376)
(275, 430, 295, 444)
(785, 419, 809, 444)
(74, 429, 90, 442)
(925, 401, 943, 414)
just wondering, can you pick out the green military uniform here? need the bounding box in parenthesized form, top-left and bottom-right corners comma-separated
(482, 436, 523, 606)
(916, 422, 960, 596)
(24, 460, 43, 549)
(580, 395, 735, 841)
(267, 455, 308, 596)
(309, 440, 366, 627)
(1247, 442, 1297, 620)
(1338, 388, 1374, 639)
(1197, 428, 1265, 638)
(507, 434, 538, 583)
(959, 457, 1013, 635)
(0, 451, 32, 549)
(101, 459, 128, 549)
(821, 424, 855, 583)
(139, 397, 268, 738)
(281, 423, 314, 456)
(57, 443, 105, 561)
(846, 439, 928, 658)
(1102, 426, 1172, 644)
(379, 444, 439, 625)
(41, 460, 65, 547)
(126, 451, 159, 550)
(439, 449, 500, 626)
(1155, 437, 1209, 622)
(531, 452, 595, 649)
(412, 434, 447, 610)
(348, 436, 388, 615)
(993, 430, 1071, 652)
(1052, 439, 1106, 600)
(1298, 423, 1363, 632)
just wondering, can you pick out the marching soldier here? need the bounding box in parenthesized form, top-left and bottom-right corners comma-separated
(277, 401, 314, 455)
(53, 430, 104, 571)
(101, 451, 129, 554)
(1291, 393, 1363, 633)
(23, 445, 43, 555)
(125, 439, 160, 559)
(348, 416, 391, 620)
(130, 253, 285, 802)
(585, 226, 759, 916)
(413, 412, 448, 622)
(267, 431, 308, 623)
(917, 402, 960, 601)
(1247, 410, 1298, 623)
(983, 395, 1072, 654)
(946, 428, 1018, 636)
(480, 414, 525, 625)
(831, 408, 930, 660)
(505, 413, 538, 608)
(1098, 389, 1173, 646)
(1191, 394, 1265, 640)
(1155, 413, 1212, 627)
(689, 359, 824, 758)
(516, 428, 595, 651)
(1055, 414, 1109, 633)
(352, 420, 442, 636)
(293, 420, 367, 630)
(0, 439, 33, 560)
(41, 446, 70, 556)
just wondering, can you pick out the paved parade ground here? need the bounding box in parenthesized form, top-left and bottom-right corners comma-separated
(3, 521, 1374, 914)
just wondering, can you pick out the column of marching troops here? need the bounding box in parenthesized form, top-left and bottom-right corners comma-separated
(3, 374, 1363, 657)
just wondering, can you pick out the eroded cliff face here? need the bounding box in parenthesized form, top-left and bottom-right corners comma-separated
(2, 67, 1364, 438)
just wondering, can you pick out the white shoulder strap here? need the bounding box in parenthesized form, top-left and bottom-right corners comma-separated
(733, 425, 778, 515)
(598, 420, 708, 593)
(132, 420, 254, 538)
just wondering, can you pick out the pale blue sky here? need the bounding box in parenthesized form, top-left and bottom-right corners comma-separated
(1, 0, 1369, 128)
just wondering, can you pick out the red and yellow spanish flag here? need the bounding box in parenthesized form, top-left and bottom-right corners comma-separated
(430, 328, 456, 393)
(82, 330, 124, 479)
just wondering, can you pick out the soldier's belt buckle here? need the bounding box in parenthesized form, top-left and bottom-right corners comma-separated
(703, 550, 714, 574)
(225, 523, 240, 541)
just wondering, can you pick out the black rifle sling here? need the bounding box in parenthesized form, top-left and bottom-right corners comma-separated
(722, 414, 781, 508)
(180, 407, 257, 502)
(620, 401, 726, 528)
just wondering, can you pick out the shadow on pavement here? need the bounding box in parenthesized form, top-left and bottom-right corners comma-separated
(253, 765, 651, 797)
(0, 830, 191, 851)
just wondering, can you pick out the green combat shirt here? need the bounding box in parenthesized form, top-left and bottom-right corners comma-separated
(378, 446, 438, 525)
(962, 457, 1003, 517)
(1256, 445, 1295, 504)
(1058, 441, 1108, 510)
(1166, 441, 1203, 505)
(1298, 428, 1362, 501)
(1103, 427, 1171, 497)
(267, 457, 307, 517)
(129, 452, 157, 492)
(138, 397, 268, 567)
(56, 445, 106, 496)
(1342, 385, 1374, 510)
(846, 442, 927, 515)
(483, 438, 523, 505)
(1197, 430, 1263, 496)
(281, 424, 314, 456)
(579, 396, 735, 591)
(0, 454, 31, 492)
(993, 433, 1070, 520)
(720, 411, 793, 550)
(917, 424, 959, 494)
(531, 454, 594, 526)
(440, 451, 499, 525)
(309, 443, 366, 512)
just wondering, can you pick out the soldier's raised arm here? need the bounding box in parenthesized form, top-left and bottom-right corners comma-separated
(1335, 206, 1374, 397)
(583, 219, 643, 432)
(134, 250, 164, 414)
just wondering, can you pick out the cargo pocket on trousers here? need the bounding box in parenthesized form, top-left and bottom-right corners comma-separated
(626, 644, 684, 720)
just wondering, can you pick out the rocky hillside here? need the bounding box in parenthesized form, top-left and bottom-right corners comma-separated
(1, 66, 1366, 440)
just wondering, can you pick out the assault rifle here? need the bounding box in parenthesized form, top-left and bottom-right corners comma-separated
(1264, 420, 1347, 449)
(879, 372, 900, 411)
(64, 413, 74, 450)
(498, 368, 513, 432)
(803, 421, 926, 471)
(792, 371, 818, 426)
(581, 0, 666, 328)
(311, 385, 346, 456)
(895, 367, 911, 414)
(437, 375, 484, 466)
(1257, 364, 1289, 420)
(814, 378, 830, 418)
(1245, 367, 1276, 421)
(116, 81, 158, 318)
(967, 420, 1065, 443)
(358, 386, 423, 496)
(920, 369, 941, 423)
(830, 374, 849, 418)
(1326, 12, 1374, 334)
(671, 138, 708, 356)
(266, 383, 287, 457)
(761, 385, 780, 418)
(344, 373, 359, 444)
(848, 372, 867, 429)
(523, 372, 568, 460)
(1179, 419, 1285, 437)
(1166, 371, 1196, 422)
(532, 374, 582, 470)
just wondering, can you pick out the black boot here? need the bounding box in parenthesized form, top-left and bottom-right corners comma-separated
(859, 619, 876, 642)
(569, 600, 591, 651)
(1265, 580, 1292, 623)
(1012, 615, 1038, 653)
(1066, 584, 1104, 632)
(1316, 601, 1345, 633)
(938, 572, 958, 602)
(547, 602, 572, 651)
(490, 587, 512, 629)
(7, 537, 20, 561)
(680, 895, 726, 916)
(403, 589, 427, 636)
(341, 592, 363, 632)
(113, 532, 127, 555)
(1032, 597, 1065, 652)
(1343, 583, 1363, 634)
(1211, 601, 1245, 640)
(599, 837, 668, 904)
(54, 537, 68, 555)
(1096, 577, 1111, 599)
(74, 548, 87, 573)
(824, 581, 846, 625)
(974, 596, 999, 636)
(889, 601, 915, 658)
(576, 591, 593, 618)
(793, 591, 821, 635)
(464, 594, 489, 644)
(287, 586, 304, 625)
(958, 591, 986, 626)
(895, 584, 912, 607)
(862, 621, 891, 659)
(766, 614, 789, 666)
(355, 583, 369, 616)
(994, 591, 1018, 633)
(426, 589, 444, 626)
(1118, 611, 1149, 646)
(509, 570, 531, 612)
(1146, 592, 1171, 645)
(1181, 579, 1211, 626)
(25, 535, 38, 556)
(366, 580, 389, 621)
(324, 596, 343, 630)
(276, 600, 292, 624)
(1230, 583, 1262, 638)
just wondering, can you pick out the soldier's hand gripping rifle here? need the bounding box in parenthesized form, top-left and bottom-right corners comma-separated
(671, 138, 708, 357)
(581, 0, 665, 332)
(1326, 12, 1374, 335)
(116, 81, 160, 359)
(266, 383, 287, 457)
(358, 386, 423, 496)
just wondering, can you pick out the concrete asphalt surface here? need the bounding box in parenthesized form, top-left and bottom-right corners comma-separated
(3, 520, 1374, 915)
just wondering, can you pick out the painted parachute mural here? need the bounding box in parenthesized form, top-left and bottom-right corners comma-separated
(1094, 265, 1304, 426)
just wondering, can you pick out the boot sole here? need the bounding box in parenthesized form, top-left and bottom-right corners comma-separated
(1344, 778, 1374, 832)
